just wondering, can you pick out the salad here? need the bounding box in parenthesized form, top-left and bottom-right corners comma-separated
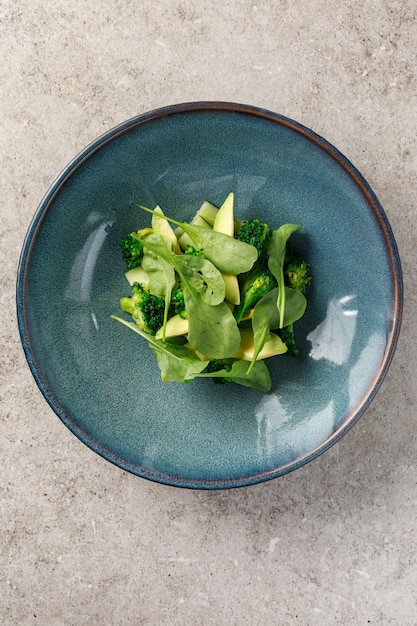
(112, 193, 311, 392)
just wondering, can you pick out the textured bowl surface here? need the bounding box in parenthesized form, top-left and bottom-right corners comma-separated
(17, 102, 402, 489)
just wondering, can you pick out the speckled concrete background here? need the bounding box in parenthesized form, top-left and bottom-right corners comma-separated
(2, 1, 416, 624)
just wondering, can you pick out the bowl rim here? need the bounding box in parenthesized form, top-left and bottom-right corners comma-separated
(16, 101, 404, 488)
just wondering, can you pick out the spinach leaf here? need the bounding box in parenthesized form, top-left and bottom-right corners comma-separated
(247, 286, 306, 371)
(253, 286, 306, 331)
(140, 205, 258, 274)
(282, 286, 307, 326)
(133, 231, 240, 358)
(141, 237, 176, 339)
(267, 224, 301, 328)
(184, 296, 241, 359)
(134, 232, 225, 305)
(176, 254, 225, 305)
(112, 316, 209, 382)
(197, 359, 272, 392)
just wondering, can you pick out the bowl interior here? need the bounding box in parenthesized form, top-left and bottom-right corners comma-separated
(17, 103, 402, 488)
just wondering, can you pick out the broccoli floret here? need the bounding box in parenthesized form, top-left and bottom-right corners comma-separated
(205, 359, 233, 385)
(120, 227, 153, 269)
(234, 260, 277, 323)
(184, 246, 204, 257)
(120, 282, 164, 335)
(278, 324, 301, 357)
(284, 246, 312, 292)
(172, 286, 187, 319)
(237, 219, 270, 255)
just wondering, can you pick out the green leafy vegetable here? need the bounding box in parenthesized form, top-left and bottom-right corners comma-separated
(112, 316, 209, 382)
(141, 237, 176, 339)
(267, 224, 302, 328)
(133, 231, 240, 358)
(247, 285, 307, 372)
(197, 359, 272, 392)
(234, 259, 277, 323)
(140, 205, 258, 275)
(114, 194, 312, 393)
(176, 255, 225, 305)
(186, 299, 241, 359)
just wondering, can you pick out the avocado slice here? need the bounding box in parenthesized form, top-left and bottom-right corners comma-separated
(233, 328, 287, 361)
(155, 314, 189, 340)
(213, 192, 234, 237)
(124, 266, 149, 287)
(212, 192, 240, 304)
(152, 206, 182, 254)
(197, 200, 219, 226)
(222, 273, 241, 305)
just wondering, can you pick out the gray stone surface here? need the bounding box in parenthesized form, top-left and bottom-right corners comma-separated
(1, 1, 416, 624)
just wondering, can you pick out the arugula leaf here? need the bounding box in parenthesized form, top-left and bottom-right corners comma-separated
(267, 224, 301, 328)
(140, 205, 258, 274)
(197, 359, 272, 392)
(111, 316, 209, 382)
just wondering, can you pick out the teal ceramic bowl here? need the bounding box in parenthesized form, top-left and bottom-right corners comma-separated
(17, 102, 402, 489)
